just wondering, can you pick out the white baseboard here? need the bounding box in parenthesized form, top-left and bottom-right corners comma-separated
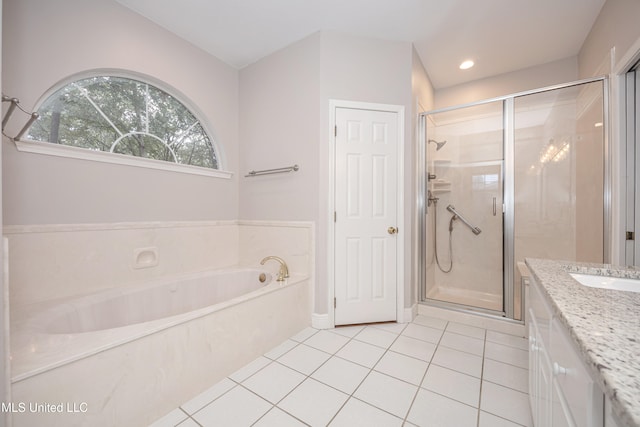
(313, 305, 417, 328)
(311, 313, 331, 329)
(401, 304, 417, 323)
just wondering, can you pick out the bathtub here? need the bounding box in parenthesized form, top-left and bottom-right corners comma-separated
(10, 267, 311, 427)
(34, 268, 274, 334)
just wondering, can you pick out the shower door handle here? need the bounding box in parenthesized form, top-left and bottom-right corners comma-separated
(493, 197, 497, 216)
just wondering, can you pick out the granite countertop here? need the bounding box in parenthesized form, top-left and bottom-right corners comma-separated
(525, 258, 640, 427)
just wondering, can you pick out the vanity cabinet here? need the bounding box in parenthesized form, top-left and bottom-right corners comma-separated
(528, 276, 604, 427)
(528, 277, 553, 427)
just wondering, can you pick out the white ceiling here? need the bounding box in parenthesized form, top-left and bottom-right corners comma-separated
(115, 0, 606, 89)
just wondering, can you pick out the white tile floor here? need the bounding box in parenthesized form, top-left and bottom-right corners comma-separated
(151, 315, 532, 427)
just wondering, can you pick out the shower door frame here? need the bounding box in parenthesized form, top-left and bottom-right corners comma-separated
(418, 76, 610, 320)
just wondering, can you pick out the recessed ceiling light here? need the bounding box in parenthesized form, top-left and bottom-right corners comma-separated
(459, 60, 474, 70)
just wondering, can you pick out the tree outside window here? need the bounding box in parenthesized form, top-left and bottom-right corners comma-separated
(28, 76, 219, 169)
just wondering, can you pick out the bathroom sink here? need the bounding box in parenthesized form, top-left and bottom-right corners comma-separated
(569, 273, 640, 293)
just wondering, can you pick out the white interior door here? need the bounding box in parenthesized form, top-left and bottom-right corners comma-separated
(334, 107, 399, 325)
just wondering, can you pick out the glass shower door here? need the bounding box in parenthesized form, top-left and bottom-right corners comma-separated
(424, 101, 505, 313)
(420, 77, 606, 320)
(513, 80, 605, 270)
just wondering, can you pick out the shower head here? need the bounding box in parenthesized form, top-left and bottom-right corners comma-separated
(428, 139, 447, 151)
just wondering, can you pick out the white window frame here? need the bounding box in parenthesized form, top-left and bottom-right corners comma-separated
(14, 139, 232, 178)
(15, 70, 232, 179)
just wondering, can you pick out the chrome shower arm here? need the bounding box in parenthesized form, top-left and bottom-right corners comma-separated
(446, 205, 482, 235)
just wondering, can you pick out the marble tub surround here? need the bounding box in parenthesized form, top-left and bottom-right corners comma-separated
(7, 220, 314, 374)
(4, 220, 313, 308)
(4, 221, 239, 307)
(11, 277, 311, 427)
(238, 220, 314, 280)
(525, 258, 640, 427)
(11, 269, 309, 381)
(6, 220, 314, 426)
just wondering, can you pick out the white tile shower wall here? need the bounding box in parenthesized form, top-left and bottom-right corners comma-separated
(427, 119, 504, 306)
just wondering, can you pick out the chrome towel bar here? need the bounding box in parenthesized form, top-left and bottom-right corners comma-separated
(2, 94, 39, 141)
(245, 164, 299, 177)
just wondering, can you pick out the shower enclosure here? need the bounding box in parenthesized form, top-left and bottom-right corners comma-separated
(419, 77, 607, 320)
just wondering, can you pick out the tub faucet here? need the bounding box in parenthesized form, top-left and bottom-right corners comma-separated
(260, 256, 290, 281)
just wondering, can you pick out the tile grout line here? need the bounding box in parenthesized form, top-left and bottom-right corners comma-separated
(479, 327, 529, 427)
(187, 329, 317, 425)
(314, 322, 433, 425)
(401, 319, 449, 425)
(246, 329, 324, 426)
(481, 377, 529, 394)
(476, 327, 488, 427)
(178, 406, 203, 427)
(281, 323, 413, 425)
(170, 318, 530, 426)
(261, 326, 361, 426)
(324, 324, 403, 425)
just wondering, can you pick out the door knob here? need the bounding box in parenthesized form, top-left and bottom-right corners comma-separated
(387, 226, 398, 235)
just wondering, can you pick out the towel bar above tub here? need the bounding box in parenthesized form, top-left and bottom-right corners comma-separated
(244, 164, 299, 177)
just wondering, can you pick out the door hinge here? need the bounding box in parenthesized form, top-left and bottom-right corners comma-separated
(334, 297, 337, 309)
(626, 231, 635, 241)
(334, 125, 337, 137)
(334, 211, 337, 222)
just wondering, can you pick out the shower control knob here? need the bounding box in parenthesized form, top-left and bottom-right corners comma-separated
(387, 227, 398, 235)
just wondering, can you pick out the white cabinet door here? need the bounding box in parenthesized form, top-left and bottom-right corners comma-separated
(605, 398, 623, 427)
(529, 277, 605, 427)
(551, 318, 603, 427)
(529, 319, 539, 426)
(552, 379, 576, 427)
(529, 306, 552, 427)
(538, 326, 553, 426)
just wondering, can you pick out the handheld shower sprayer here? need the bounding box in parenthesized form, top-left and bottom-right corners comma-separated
(428, 139, 447, 151)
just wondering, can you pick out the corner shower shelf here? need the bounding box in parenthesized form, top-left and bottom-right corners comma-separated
(430, 179, 451, 194)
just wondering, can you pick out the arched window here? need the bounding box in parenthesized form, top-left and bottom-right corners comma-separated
(27, 75, 220, 170)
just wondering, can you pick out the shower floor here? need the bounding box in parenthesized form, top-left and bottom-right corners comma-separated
(425, 286, 502, 312)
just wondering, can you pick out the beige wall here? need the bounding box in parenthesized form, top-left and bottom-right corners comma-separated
(239, 33, 321, 221)
(578, 0, 640, 263)
(318, 32, 416, 314)
(435, 57, 579, 109)
(3, 0, 628, 319)
(1, 0, 433, 319)
(579, 0, 640, 77)
(239, 31, 429, 314)
(2, 0, 240, 225)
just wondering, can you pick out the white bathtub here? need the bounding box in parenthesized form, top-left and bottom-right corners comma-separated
(10, 268, 311, 427)
(37, 268, 273, 334)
